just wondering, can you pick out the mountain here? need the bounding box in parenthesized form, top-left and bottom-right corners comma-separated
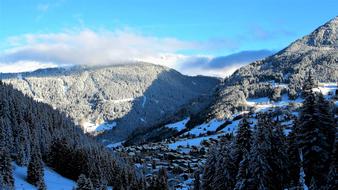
(1, 63, 220, 141)
(124, 16, 338, 145)
(206, 16, 338, 120)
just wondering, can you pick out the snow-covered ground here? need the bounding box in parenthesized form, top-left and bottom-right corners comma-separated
(221, 119, 240, 134)
(82, 121, 117, 133)
(313, 82, 337, 97)
(13, 164, 75, 190)
(111, 98, 135, 103)
(168, 134, 221, 150)
(165, 118, 190, 131)
(184, 119, 225, 136)
(246, 94, 303, 112)
(106, 141, 124, 148)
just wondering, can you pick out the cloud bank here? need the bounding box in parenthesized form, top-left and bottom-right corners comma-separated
(0, 29, 273, 77)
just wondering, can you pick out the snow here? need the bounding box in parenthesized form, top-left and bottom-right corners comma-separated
(111, 98, 134, 103)
(63, 84, 69, 93)
(221, 120, 240, 134)
(107, 141, 124, 148)
(14, 163, 75, 190)
(185, 119, 225, 136)
(168, 134, 221, 149)
(83, 121, 117, 133)
(165, 118, 190, 131)
(269, 81, 289, 89)
(313, 82, 337, 97)
(141, 96, 147, 108)
(246, 94, 303, 112)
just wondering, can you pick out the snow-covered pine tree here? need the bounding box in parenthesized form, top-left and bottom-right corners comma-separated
(234, 151, 252, 190)
(0, 139, 14, 190)
(27, 142, 46, 190)
(286, 123, 301, 188)
(75, 174, 94, 190)
(15, 122, 31, 166)
(212, 142, 236, 190)
(297, 89, 335, 187)
(0, 116, 14, 190)
(324, 131, 337, 190)
(270, 122, 289, 189)
(249, 114, 274, 189)
(202, 146, 218, 190)
(301, 72, 316, 98)
(233, 115, 251, 168)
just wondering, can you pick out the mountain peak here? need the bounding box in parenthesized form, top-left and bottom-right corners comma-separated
(285, 16, 338, 53)
(302, 16, 338, 48)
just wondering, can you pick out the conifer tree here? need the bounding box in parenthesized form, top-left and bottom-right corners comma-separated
(27, 144, 46, 190)
(234, 151, 251, 190)
(193, 171, 201, 190)
(297, 90, 335, 186)
(0, 143, 14, 190)
(213, 142, 236, 190)
(0, 117, 14, 190)
(75, 174, 94, 190)
(249, 115, 274, 189)
(233, 116, 251, 168)
(202, 146, 218, 190)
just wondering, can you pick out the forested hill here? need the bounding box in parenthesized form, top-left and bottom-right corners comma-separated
(206, 16, 338, 120)
(0, 81, 142, 189)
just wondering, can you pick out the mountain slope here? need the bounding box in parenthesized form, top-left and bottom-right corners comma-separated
(0, 81, 137, 189)
(1, 63, 219, 140)
(207, 16, 338, 119)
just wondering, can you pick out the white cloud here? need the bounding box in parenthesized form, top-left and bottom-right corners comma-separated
(0, 28, 271, 77)
(0, 61, 58, 73)
(1, 29, 198, 66)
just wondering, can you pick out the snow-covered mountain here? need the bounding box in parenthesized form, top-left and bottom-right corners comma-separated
(1, 63, 219, 141)
(206, 16, 338, 120)
(124, 16, 338, 145)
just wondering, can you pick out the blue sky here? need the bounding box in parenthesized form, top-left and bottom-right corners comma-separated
(0, 0, 337, 75)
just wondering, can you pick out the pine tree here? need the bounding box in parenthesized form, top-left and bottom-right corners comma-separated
(297, 91, 335, 186)
(0, 143, 14, 190)
(212, 142, 236, 190)
(0, 117, 14, 190)
(193, 171, 201, 190)
(233, 116, 251, 168)
(249, 115, 274, 190)
(301, 73, 316, 98)
(202, 146, 218, 190)
(324, 133, 337, 190)
(234, 151, 252, 190)
(270, 123, 289, 189)
(27, 144, 46, 190)
(75, 174, 94, 190)
(157, 168, 168, 190)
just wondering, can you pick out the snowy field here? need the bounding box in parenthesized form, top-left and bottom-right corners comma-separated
(82, 121, 117, 133)
(13, 164, 75, 190)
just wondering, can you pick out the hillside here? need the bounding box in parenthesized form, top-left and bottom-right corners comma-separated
(0, 81, 140, 189)
(206, 16, 338, 120)
(1, 63, 220, 141)
(124, 16, 338, 146)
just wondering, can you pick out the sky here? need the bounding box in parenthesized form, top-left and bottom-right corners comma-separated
(0, 0, 337, 76)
